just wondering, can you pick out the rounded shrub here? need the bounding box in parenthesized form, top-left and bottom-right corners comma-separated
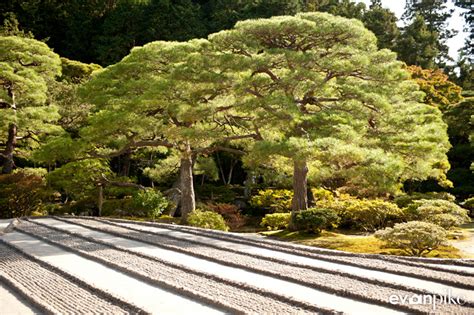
(250, 189, 293, 213)
(132, 189, 169, 220)
(393, 192, 456, 208)
(260, 213, 291, 230)
(375, 221, 447, 256)
(293, 208, 339, 234)
(0, 170, 49, 218)
(317, 197, 403, 232)
(405, 199, 470, 229)
(187, 210, 229, 231)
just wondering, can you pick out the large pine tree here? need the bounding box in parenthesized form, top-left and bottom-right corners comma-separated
(0, 36, 62, 173)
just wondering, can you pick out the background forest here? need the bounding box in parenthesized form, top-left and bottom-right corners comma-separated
(0, 1, 473, 256)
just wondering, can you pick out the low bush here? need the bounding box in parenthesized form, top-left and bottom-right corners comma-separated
(260, 213, 291, 230)
(293, 208, 339, 234)
(157, 214, 175, 223)
(0, 170, 50, 218)
(250, 189, 293, 213)
(206, 203, 246, 230)
(405, 199, 470, 229)
(461, 197, 474, 217)
(317, 198, 403, 232)
(187, 209, 229, 231)
(101, 198, 134, 217)
(132, 189, 169, 220)
(311, 188, 334, 202)
(393, 192, 456, 208)
(375, 221, 447, 256)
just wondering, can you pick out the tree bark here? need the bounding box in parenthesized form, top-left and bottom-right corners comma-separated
(291, 159, 309, 212)
(289, 159, 309, 230)
(97, 184, 104, 217)
(179, 145, 196, 222)
(119, 150, 131, 177)
(2, 123, 17, 174)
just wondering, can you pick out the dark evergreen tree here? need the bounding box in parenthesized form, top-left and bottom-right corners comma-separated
(362, 0, 400, 50)
(303, 0, 366, 20)
(403, 0, 456, 65)
(395, 14, 439, 69)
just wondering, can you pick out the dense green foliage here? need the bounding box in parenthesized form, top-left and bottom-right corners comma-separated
(393, 191, 455, 208)
(250, 189, 293, 213)
(0, 36, 62, 174)
(132, 189, 169, 219)
(187, 209, 229, 231)
(402, 0, 455, 66)
(211, 12, 450, 213)
(0, 1, 471, 238)
(260, 213, 291, 230)
(0, 169, 49, 218)
(293, 208, 340, 234)
(405, 199, 470, 229)
(316, 196, 404, 232)
(375, 221, 448, 256)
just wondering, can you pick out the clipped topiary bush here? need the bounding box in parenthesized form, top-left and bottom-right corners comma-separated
(375, 221, 447, 256)
(293, 208, 339, 234)
(250, 189, 293, 213)
(260, 213, 291, 230)
(317, 197, 403, 232)
(187, 210, 229, 231)
(132, 189, 169, 220)
(393, 192, 456, 208)
(405, 199, 470, 229)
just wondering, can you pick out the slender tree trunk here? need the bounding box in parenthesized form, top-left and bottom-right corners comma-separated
(2, 123, 17, 174)
(292, 159, 308, 211)
(97, 184, 104, 217)
(216, 152, 226, 185)
(226, 159, 237, 185)
(307, 185, 315, 208)
(180, 145, 195, 222)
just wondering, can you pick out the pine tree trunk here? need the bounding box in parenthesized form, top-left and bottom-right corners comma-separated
(2, 123, 17, 174)
(289, 159, 308, 230)
(180, 146, 195, 222)
(97, 184, 104, 217)
(292, 159, 308, 211)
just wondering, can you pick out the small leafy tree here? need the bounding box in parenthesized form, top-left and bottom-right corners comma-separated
(407, 65, 463, 111)
(375, 221, 447, 256)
